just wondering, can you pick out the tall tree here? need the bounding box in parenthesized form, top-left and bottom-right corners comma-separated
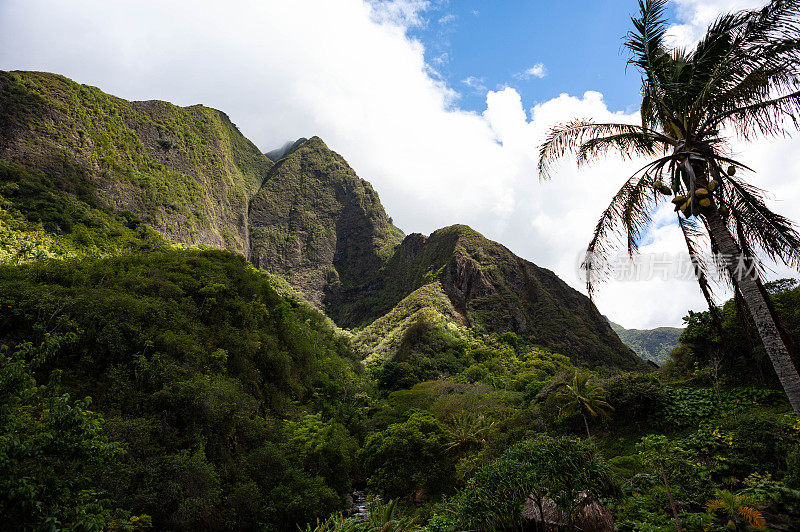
(538, 0, 800, 416)
(555, 372, 614, 437)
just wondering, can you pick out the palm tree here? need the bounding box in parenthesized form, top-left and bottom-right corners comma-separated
(444, 412, 493, 453)
(538, 0, 800, 416)
(555, 372, 614, 437)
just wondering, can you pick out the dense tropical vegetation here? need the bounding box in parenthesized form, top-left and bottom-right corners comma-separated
(2, 1, 800, 531)
(2, 238, 799, 529)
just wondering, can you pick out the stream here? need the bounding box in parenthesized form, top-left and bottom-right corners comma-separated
(350, 490, 369, 521)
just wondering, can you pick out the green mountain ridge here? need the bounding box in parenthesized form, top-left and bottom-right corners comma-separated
(345, 225, 640, 368)
(0, 70, 642, 369)
(609, 321, 683, 366)
(249, 136, 404, 308)
(0, 70, 272, 254)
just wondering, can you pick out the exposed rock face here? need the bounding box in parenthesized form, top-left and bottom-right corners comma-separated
(0, 71, 271, 254)
(0, 70, 642, 368)
(248, 136, 404, 307)
(344, 225, 641, 368)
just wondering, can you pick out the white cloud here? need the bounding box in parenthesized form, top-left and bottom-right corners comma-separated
(369, 0, 430, 27)
(431, 52, 449, 65)
(1, 0, 798, 329)
(666, 0, 768, 48)
(515, 62, 548, 80)
(437, 13, 456, 25)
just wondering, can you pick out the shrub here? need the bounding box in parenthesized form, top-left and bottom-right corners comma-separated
(360, 411, 455, 500)
(456, 434, 614, 531)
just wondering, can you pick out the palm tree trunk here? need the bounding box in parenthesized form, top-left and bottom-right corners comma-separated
(705, 207, 800, 417)
(581, 412, 591, 438)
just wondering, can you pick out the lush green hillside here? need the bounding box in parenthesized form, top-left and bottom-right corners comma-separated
(0, 70, 272, 254)
(0, 160, 169, 262)
(667, 279, 800, 386)
(0, 70, 638, 370)
(2, 70, 800, 532)
(345, 225, 643, 370)
(0, 249, 368, 530)
(609, 321, 683, 365)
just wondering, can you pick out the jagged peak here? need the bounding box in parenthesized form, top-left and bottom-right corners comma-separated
(265, 137, 309, 161)
(304, 135, 328, 148)
(265, 135, 333, 161)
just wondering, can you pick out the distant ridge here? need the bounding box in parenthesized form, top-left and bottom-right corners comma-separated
(609, 320, 682, 365)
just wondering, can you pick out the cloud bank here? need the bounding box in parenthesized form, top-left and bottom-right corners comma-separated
(1, 0, 798, 328)
(666, 0, 769, 47)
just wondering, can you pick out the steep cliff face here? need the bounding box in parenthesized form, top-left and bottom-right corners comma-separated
(248, 136, 404, 307)
(0, 71, 272, 254)
(345, 225, 642, 368)
(0, 70, 641, 368)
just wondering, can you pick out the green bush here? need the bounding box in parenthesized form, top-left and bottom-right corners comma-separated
(360, 411, 455, 500)
(0, 249, 366, 530)
(0, 335, 150, 530)
(456, 434, 614, 531)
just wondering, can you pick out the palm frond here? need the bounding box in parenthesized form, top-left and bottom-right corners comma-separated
(716, 90, 800, 139)
(678, 216, 720, 303)
(625, 0, 670, 83)
(581, 162, 673, 296)
(692, 1, 800, 136)
(738, 506, 767, 529)
(577, 131, 666, 167)
(538, 120, 669, 180)
(724, 174, 800, 271)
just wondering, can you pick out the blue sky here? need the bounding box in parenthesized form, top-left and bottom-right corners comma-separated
(407, 0, 662, 114)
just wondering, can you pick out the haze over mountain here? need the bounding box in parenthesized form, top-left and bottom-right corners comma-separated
(608, 321, 683, 366)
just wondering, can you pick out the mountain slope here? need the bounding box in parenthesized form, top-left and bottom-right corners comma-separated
(0, 249, 365, 529)
(0, 70, 641, 369)
(249, 136, 404, 307)
(345, 226, 642, 368)
(0, 70, 272, 254)
(609, 321, 682, 365)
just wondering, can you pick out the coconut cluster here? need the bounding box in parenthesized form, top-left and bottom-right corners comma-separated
(656, 165, 734, 219)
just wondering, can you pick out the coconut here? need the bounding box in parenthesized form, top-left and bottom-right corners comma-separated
(654, 182, 672, 195)
(708, 180, 719, 192)
(727, 166, 736, 176)
(699, 198, 711, 208)
(720, 205, 730, 216)
(671, 196, 687, 205)
(696, 188, 709, 196)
